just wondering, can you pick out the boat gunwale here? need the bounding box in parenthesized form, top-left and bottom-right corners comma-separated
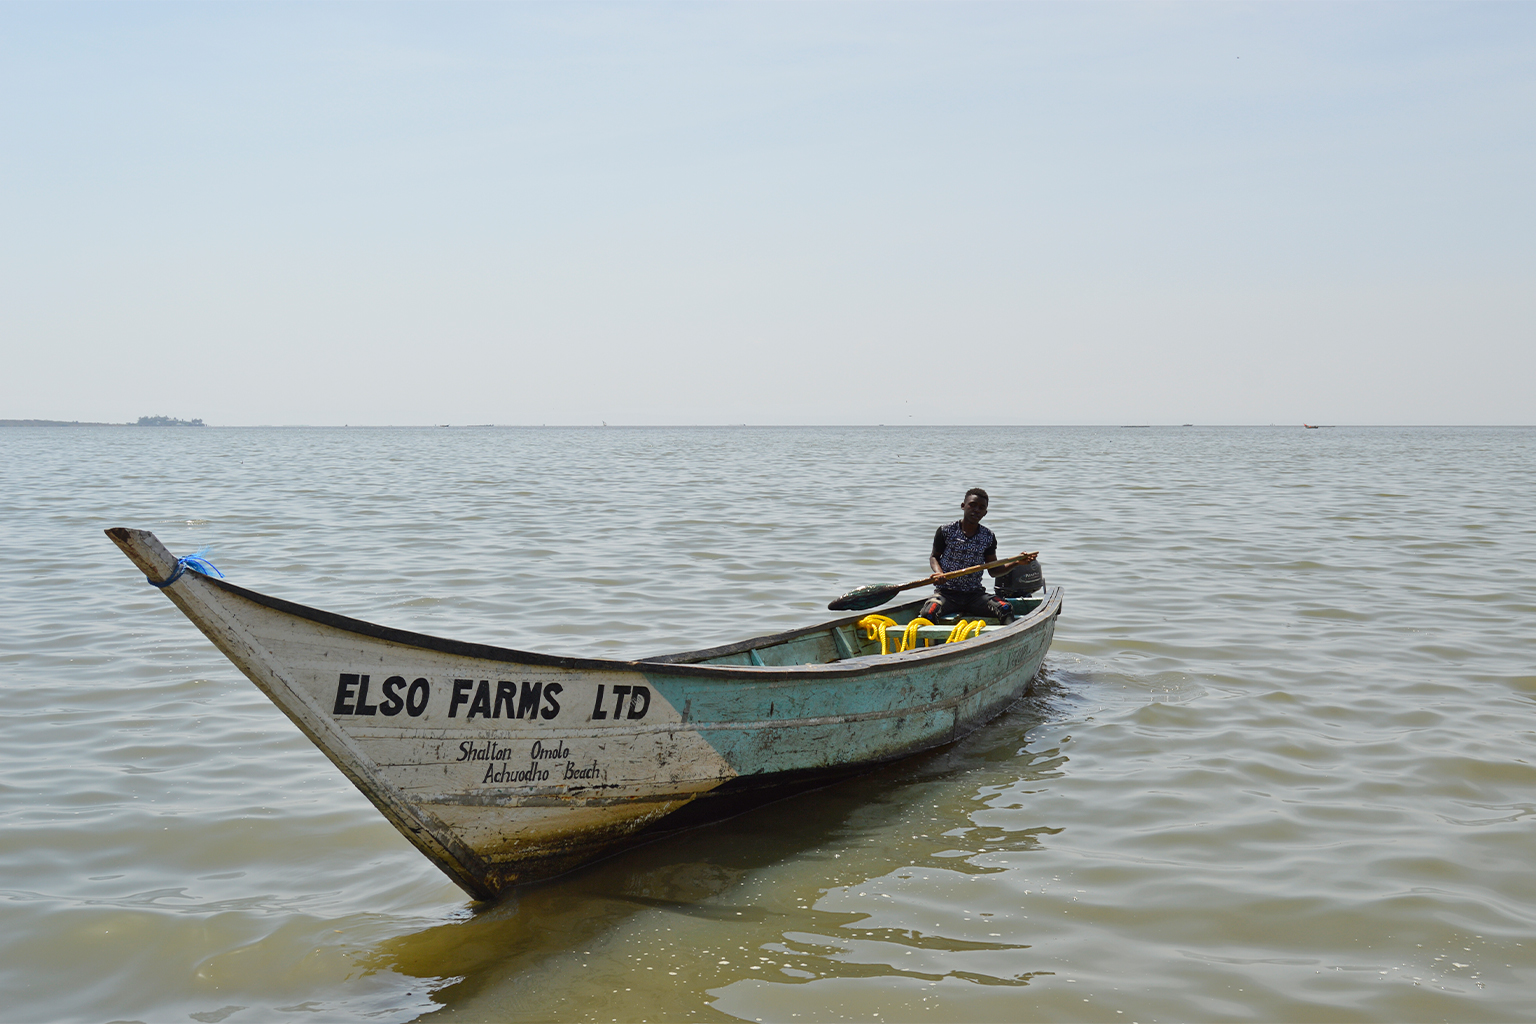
(199, 574, 1061, 681)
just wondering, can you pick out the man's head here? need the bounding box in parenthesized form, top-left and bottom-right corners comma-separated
(961, 488, 989, 526)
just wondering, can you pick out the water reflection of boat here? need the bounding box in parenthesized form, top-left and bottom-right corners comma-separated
(106, 528, 1060, 901)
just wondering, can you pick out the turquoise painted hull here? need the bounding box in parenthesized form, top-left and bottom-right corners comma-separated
(643, 605, 1056, 784)
(107, 528, 1060, 900)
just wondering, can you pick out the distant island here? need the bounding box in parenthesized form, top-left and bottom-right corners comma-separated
(1, 416, 206, 427)
(136, 415, 205, 426)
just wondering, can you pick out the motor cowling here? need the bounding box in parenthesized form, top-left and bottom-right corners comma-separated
(994, 559, 1044, 597)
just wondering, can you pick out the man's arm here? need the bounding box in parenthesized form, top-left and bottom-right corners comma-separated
(984, 537, 1002, 575)
(929, 527, 946, 578)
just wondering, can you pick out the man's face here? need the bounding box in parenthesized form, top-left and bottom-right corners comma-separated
(961, 494, 988, 526)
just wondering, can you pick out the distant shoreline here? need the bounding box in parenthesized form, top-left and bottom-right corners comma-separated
(1, 419, 130, 427)
(2, 417, 205, 427)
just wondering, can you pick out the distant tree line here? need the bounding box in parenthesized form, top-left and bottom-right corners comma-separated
(1, 416, 208, 427)
(137, 416, 205, 426)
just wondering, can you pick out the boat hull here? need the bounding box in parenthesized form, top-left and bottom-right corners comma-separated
(107, 528, 1060, 900)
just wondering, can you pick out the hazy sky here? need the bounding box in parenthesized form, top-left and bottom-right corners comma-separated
(2, 2, 1531, 425)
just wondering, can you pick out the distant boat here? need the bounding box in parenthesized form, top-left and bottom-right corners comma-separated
(1304, 423, 1319, 429)
(106, 528, 1060, 900)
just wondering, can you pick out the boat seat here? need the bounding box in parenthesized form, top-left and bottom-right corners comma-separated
(897, 623, 1003, 643)
(925, 597, 1041, 627)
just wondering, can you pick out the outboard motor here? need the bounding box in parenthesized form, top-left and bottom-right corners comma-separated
(994, 559, 1044, 599)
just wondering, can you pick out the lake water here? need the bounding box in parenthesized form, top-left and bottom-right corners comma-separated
(2, 424, 1533, 1022)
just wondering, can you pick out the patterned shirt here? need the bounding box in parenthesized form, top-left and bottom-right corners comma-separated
(932, 521, 997, 593)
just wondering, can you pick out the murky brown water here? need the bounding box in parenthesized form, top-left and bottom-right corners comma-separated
(2, 425, 1533, 1021)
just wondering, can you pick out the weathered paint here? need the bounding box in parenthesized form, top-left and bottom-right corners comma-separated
(106, 528, 1060, 899)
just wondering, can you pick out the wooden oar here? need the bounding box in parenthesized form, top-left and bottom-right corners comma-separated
(828, 552, 1039, 611)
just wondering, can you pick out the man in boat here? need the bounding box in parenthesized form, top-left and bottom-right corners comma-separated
(919, 488, 1018, 625)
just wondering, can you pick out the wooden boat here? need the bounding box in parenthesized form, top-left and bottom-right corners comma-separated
(107, 528, 1061, 900)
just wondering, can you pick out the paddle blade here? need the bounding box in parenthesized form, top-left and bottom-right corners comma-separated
(828, 583, 902, 612)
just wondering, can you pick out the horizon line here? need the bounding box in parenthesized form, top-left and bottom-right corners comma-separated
(5, 420, 1534, 430)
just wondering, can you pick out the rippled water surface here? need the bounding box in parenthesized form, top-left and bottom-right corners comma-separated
(2, 425, 1533, 1022)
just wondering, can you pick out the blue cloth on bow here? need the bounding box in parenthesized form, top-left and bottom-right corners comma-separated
(147, 547, 225, 588)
